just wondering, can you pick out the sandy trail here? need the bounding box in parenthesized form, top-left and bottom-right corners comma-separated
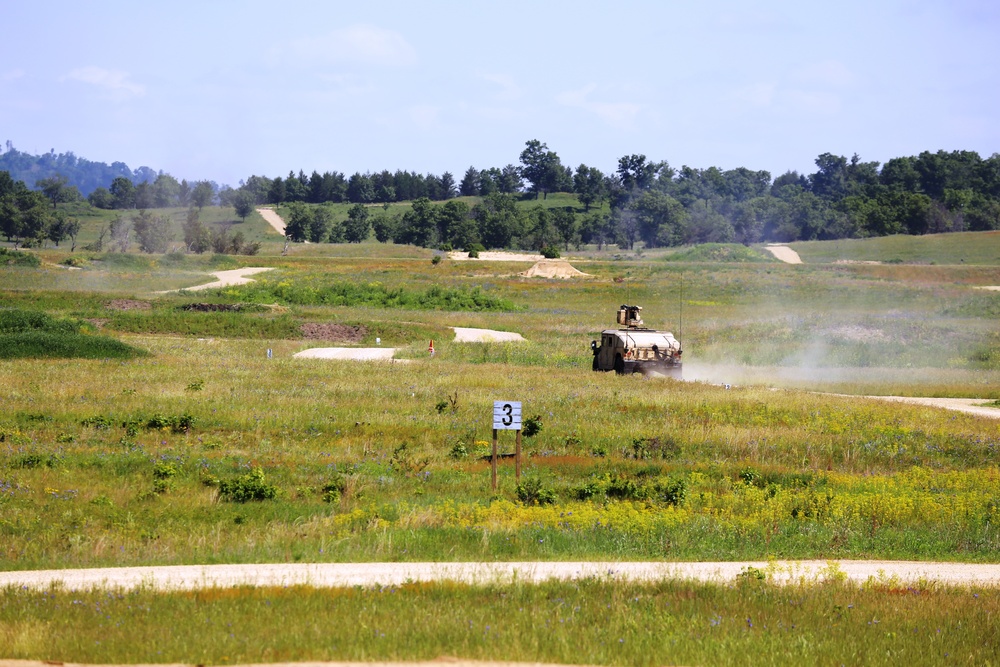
(1, 561, 998, 590)
(177, 267, 274, 292)
(764, 244, 803, 264)
(452, 327, 525, 342)
(293, 347, 399, 360)
(257, 207, 286, 235)
(448, 251, 544, 262)
(975, 285, 1000, 291)
(862, 395, 1000, 419)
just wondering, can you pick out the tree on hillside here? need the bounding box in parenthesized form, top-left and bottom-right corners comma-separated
(459, 167, 479, 196)
(474, 192, 523, 248)
(191, 181, 215, 209)
(152, 174, 180, 207)
(574, 164, 606, 211)
(183, 208, 211, 253)
(133, 210, 173, 253)
(552, 207, 578, 250)
(309, 205, 333, 242)
(283, 202, 310, 242)
(519, 140, 565, 199)
(233, 190, 255, 222)
(36, 174, 81, 208)
(110, 177, 136, 209)
(397, 197, 438, 247)
(343, 204, 371, 243)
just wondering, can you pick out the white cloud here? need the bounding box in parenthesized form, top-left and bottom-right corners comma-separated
(555, 84, 642, 128)
(62, 66, 144, 98)
(286, 25, 416, 67)
(479, 73, 522, 102)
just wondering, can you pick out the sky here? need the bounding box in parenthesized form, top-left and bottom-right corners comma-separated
(2, 0, 999, 187)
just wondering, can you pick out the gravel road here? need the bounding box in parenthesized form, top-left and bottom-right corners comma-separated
(2, 560, 998, 591)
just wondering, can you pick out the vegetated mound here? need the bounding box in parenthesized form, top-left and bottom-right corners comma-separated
(0, 248, 40, 267)
(0, 308, 147, 360)
(519, 260, 591, 279)
(106, 299, 152, 311)
(180, 302, 265, 312)
(665, 243, 776, 263)
(221, 279, 520, 312)
(300, 323, 366, 342)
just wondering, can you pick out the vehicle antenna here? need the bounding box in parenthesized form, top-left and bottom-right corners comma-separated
(679, 274, 683, 351)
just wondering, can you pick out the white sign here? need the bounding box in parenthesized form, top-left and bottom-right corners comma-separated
(493, 400, 522, 430)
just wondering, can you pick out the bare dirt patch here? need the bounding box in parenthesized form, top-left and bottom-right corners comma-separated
(975, 285, 1000, 291)
(448, 251, 544, 262)
(177, 267, 275, 292)
(106, 299, 152, 311)
(519, 260, 591, 279)
(300, 323, 367, 342)
(764, 244, 803, 264)
(864, 395, 1000, 419)
(293, 347, 399, 361)
(452, 327, 525, 342)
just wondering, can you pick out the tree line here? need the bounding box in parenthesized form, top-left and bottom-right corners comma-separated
(5, 138, 1000, 252)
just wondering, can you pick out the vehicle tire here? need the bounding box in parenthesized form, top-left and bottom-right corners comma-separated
(613, 355, 625, 375)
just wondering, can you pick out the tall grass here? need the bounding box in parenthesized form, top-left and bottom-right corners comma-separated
(1, 579, 995, 666)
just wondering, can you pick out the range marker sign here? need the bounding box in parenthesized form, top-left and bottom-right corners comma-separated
(493, 401, 522, 430)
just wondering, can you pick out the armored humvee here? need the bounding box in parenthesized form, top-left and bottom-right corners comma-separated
(591, 305, 682, 378)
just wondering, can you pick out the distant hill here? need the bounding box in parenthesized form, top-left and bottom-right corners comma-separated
(0, 143, 162, 196)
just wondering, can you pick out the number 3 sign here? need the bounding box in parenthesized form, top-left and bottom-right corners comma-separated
(493, 401, 522, 430)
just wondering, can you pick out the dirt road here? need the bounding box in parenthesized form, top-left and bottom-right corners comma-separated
(863, 395, 1000, 419)
(257, 207, 286, 235)
(180, 267, 274, 291)
(2, 560, 998, 590)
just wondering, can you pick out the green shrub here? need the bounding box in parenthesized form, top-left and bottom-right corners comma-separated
(218, 467, 278, 502)
(515, 477, 556, 505)
(0, 248, 40, 267)
(540, 245, 560, 259)
(522, 415, 542, 438)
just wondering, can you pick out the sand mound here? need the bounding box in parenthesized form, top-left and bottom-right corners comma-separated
(452, 327, 525, 342)
(520, 260, 590, 278)
(294, 347, 398, 361)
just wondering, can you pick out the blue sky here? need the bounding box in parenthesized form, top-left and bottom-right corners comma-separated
(2, 0, 998, 187)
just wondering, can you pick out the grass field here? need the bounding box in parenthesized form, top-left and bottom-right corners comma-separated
(2, 578, 997, 666)
(2, 222, 999, 664)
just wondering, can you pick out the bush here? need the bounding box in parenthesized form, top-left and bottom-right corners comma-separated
(0, 248, 40, 267)
(219, 467, 278, 502)
(0, 309, 146, 360)
(431, 255, 442, 265)
(540, 245, 560, 259)
(522, 415, 543, 438)
(515, 478, 556, 505)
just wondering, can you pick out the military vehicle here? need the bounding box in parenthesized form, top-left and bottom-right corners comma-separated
(590, 305, 682, 377)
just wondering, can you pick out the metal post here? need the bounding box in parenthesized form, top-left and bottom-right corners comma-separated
(491, 428, 498, 492)
(515, 429, 522, 482)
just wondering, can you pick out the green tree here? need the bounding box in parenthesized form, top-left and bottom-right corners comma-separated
(284, 202, 310, 242)
(437, 200, 469, 245)
(574, 164, 606, 211)
(519, 139, 564, 199)
(133, 210, 173, 253)
(151, 173, 180, 207)
(36, 174, 72, 208)
(191, 181, 214, 209)
(632, 190, 688, 247)
(474, 192, 522, 248)
(109, 177, 135, 209)
(371, 211, 398, 243)
(309, 205, 332, 243)
(233, 190, 255, 222)
(397, 197, 438, 247)
(459, 167, 480, 196)
(552, 207, 578, 250)
(183, 208, 211, 253)
(343, 204, 371, 243)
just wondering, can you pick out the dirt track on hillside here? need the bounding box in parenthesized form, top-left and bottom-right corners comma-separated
(764, 244, 803, 264)
(257, 207, 286, 235)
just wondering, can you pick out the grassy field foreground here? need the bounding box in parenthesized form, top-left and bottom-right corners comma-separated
(1, 578, 997, 666)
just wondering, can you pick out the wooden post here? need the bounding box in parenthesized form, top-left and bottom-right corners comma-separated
(491, 428, 498, 492)
(515, 428, 522, 482)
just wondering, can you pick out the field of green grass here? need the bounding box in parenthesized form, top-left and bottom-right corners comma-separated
(2, 225, 999, 664)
